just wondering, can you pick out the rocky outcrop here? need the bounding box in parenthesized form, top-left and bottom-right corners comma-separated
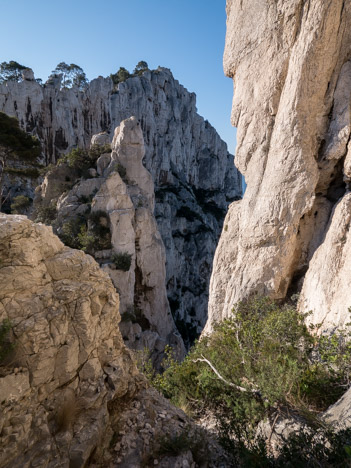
(0, 214, 225, 467)
(0, 67, 242, 343)
(207, 0, 351, 333)
(35, 117, 184, 362)
(0, 213, 139, 466)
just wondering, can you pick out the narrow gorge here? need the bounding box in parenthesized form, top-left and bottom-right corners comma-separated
(2, 0, 351, 466)
(0, 67, 242, 345)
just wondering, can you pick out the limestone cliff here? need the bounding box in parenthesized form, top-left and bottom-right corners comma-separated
(35, 117, 184, 363)
(0, 67, 242, 342)
(207, 0, 351, 333)
(0, 214, 225, 468)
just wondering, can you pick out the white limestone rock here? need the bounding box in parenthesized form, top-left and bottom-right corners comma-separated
(36, 119, 184, 363)
(0, 68, 242, 341)
(0, 214, 223, 468)
(299, 193, 351, 331)
(207, 0, 351, 330)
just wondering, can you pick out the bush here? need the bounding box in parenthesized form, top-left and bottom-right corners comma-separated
(89, 143, 111, 160)
(4, 166, 40, 178)
(88, 210, 111, 249)
(148, 297, 351, 465)
(112, 251, 132, 271)
(35, 203, 57, 225)
(59, 218, 85, 249)
(77, 224, 97, 253)
(10, 195, 31, 214)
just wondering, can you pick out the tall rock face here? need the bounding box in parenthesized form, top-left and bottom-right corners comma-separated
(0, 214, 225, 468)
(207, 0, 351, 333)
(0, 68, 242, 342)
(36, 117, 184, 363)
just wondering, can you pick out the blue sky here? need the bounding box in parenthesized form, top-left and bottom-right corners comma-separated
(2, 0, 237, 154)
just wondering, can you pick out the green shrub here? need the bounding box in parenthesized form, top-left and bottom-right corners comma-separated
(77, 224, 97, 253)
(4, 166, 40, 178)
(148, 297, 351, 465)
(38, 163, 55, 176)
(10, 195, 31, 214)
(59, 218, 85, 249)
(35, 203, 57, 225)
(89, 143, 111, 160)
(88, 210, 111, 249)
(57, 144, 111, 175)
(112, 251, 132, 271)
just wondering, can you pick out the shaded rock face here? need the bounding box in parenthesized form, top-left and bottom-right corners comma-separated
(207, 0, 351, 333)
(37, 117, 184, 362)
(0, 214, 139, 467)
(0, 214, 226, 468)
(0, 67, 242, 343)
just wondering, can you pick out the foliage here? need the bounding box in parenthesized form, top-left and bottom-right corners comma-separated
(133, 61, 149, 76)
(0, 319, 15, 364)
(58, 211, 111, 253)
(50, 62, 88, 89)
(0, 112, 41, 160)
(0, 112, 41, 210)
(10, 195, 31, 214)
(57, 143, 110, 176)
(89, 143, 111, 159)
(35, 203, 57, 225)
(4, 166, 40, 178)
(274, 427, 351, 468)
(88, 210, 111, 249)
(0, 61, 28, 83)
(110, 61, 149, 86)
(111, 251, 132, 271)
(58, 218, 85, 250)
(147, 297, 351, 465)
(76, 224, 97, 254)
(110, 67, 131, 85)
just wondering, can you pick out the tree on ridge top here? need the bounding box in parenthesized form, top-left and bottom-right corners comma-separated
(0, 61, 28, 83)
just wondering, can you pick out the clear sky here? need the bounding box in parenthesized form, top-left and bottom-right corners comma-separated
(1, 0, 237, 154)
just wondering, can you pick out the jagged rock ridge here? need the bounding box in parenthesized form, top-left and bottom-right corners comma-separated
(0, 67, 242, 343)
(207, 0, 351, 333)
(36, 117, 184, 363)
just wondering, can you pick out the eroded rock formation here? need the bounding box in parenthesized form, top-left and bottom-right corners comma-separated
(207, 0, 351, 333)
(0, 214, 225, 467)
(0, 67, 242, 343)
(35, 117, 184, 362)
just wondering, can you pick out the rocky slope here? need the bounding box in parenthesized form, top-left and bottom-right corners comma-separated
(0, 67, 242, 342)
(207, 0, 351, 333)
(35, 117, 184, 364)
(0, 214, 226, 468)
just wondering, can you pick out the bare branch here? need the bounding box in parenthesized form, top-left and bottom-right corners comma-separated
(192, 354, 261, 395)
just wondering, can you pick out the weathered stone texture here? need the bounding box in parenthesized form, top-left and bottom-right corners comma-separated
(0, 214, 139, 466)
(36, 118, 184, 362)
(0, 214, 224, 467)
(207, 0, 351, 332)
(0, 67, 242, 342)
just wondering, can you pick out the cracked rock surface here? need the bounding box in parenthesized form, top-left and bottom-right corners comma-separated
(0, 67, 242, 344)
(0, 214, 226, 467)
(206, 0, 351, 333)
